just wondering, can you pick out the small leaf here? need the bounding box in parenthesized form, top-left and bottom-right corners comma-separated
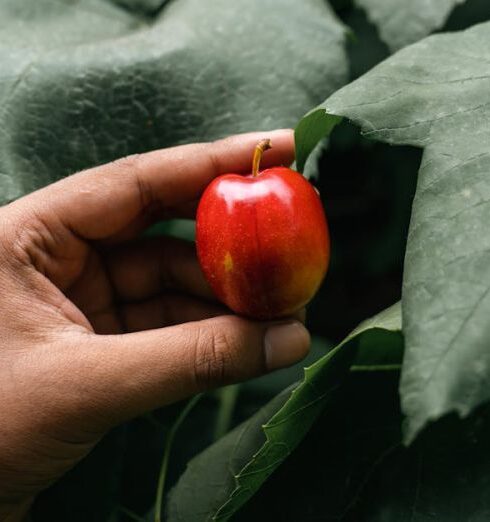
(167, 303, 402, 521)
(295, 109, 341, 173)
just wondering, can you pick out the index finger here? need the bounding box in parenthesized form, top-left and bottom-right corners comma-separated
(15, 129, 294, 240)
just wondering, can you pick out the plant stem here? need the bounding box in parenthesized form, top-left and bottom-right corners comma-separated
(154, 394, 203, 522)
(213, 384, 240, 441)
(252, 138, 272, 177)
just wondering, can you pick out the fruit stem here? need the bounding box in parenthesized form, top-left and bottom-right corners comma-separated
(252, 139, 272, 177)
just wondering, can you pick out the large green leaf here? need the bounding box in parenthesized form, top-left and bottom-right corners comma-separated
(0, 0, 347, 204)
(295, 21, 490, 442)
(355, 0, 467, 51)
(167, 303, 402, 521)
(235, 370, 490, 522)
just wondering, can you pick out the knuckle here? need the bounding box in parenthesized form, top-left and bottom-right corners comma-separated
(198, 151, 219, 179)
(0, 209, 33, 268)
(193, 323, 235, 390)
(111, 153, 154, 210)
(4, 211, 59, 274)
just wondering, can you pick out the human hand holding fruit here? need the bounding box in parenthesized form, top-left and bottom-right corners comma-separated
(0, 130, 311, 521)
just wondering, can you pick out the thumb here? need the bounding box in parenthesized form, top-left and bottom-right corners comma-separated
(70, 315, 310, 428)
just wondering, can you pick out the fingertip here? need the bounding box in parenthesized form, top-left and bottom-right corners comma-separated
(264, 320, 311, 371)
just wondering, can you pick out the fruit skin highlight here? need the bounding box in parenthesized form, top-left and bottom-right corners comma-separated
(196, 139, 330, 320)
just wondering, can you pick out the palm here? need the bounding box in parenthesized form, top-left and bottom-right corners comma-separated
(35, 229, 219, 335)
(66, 244, 127, 335)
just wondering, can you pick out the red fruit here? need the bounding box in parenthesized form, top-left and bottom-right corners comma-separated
(196, 139, 330, 320)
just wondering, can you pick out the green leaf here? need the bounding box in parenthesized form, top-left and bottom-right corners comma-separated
(235, 370, 490, 522)
(295, 109, 341, 173)
(295, 21, 490, 442)
(240, 336, 333, 400)
(355, 0, 467, 51)
(0, 0, 348, 204)
(167, 303, 402, 521)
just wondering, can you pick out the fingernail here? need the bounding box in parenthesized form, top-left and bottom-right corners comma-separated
(264, 321, 311, 371)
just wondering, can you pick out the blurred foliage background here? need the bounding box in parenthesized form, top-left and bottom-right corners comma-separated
(1, 0, 489, 520)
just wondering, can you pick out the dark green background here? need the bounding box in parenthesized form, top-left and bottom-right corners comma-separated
(2, 0, 490, 520)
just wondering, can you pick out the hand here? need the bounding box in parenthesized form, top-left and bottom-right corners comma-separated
(0, 130, 310, 520)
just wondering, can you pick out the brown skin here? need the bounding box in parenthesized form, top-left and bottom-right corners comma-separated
(0, 130, 310, 521)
